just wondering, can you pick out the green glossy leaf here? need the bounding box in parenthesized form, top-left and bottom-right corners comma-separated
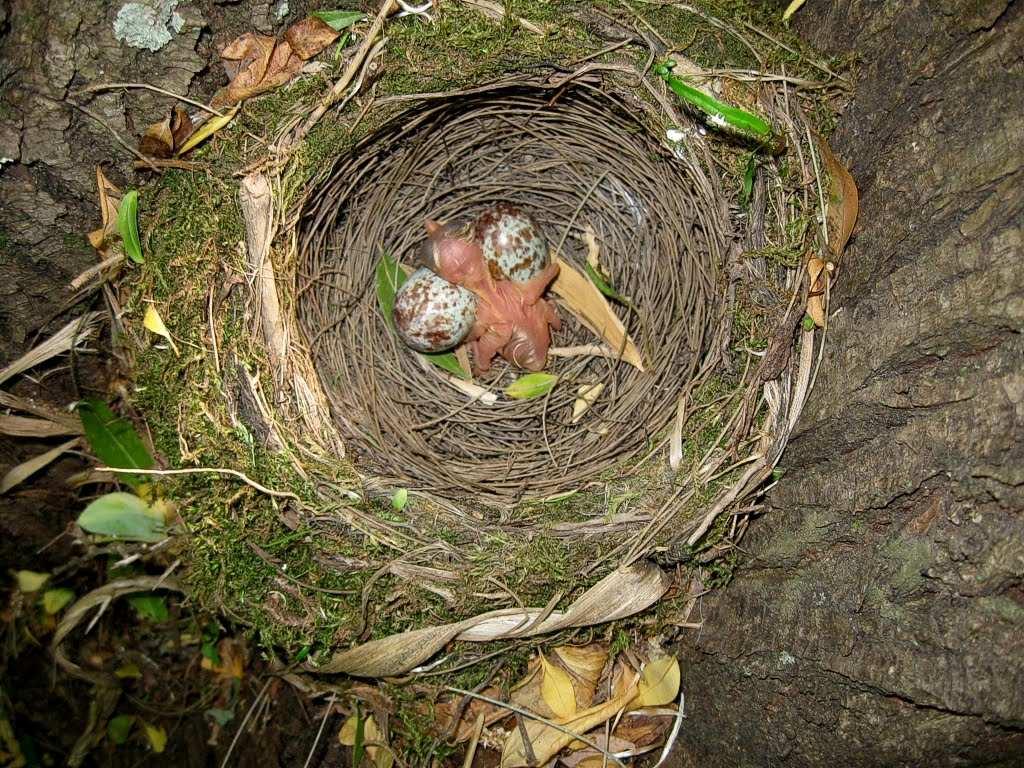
(505, 372, 558, 400)
(376, 253, 470, 379)
(77, 399, 154, 487)
(77, 492, 166, 543)
(206, 707, 235, 726)
(117, 190, 144, 264)
(740, 154, 756, 208)
(391, 488, 408, 511)
(108, 714, 135, 745)
(129, 593, 169, 622)
(583, 262, 629, 305)
(352, 710, 366, 768)
(311, 10, 366, 30)
(654, 61, 774, 143)
(42, 587, 75, 614)
(801, 314, 816, 332)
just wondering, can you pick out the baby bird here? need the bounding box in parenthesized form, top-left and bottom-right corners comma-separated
(425, 220, 560, 373)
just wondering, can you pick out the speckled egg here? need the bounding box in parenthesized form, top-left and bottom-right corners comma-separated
(474, 204, 549, 283)
(393, 267, 477, 353)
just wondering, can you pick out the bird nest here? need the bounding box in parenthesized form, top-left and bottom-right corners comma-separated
(296, 84, 722, 502)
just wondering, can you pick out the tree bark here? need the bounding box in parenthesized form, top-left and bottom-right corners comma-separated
(672, 1, 1024, 766)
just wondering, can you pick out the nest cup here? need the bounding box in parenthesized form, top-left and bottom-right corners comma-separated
(297, 82, 725, 501)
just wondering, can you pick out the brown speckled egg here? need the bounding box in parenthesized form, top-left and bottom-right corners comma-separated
(393, 267, 477, 353)
(474, 204, 549, 283)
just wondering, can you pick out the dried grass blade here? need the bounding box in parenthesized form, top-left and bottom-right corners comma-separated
(0, 313, 102, 387)
(1, 438, 79, 494)
(315, 563, 668, 677)
(0, 414, 82, 438)
(552, 259, 644, 371)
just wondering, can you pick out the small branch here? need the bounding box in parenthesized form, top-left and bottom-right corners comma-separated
(98, 466, 299, 500)
(72, 82, 226, 117)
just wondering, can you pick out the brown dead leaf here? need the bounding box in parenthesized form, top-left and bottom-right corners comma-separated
(805, 256, 830, 328)
(613, 711, 672, 749)
(815, 133, 859, 257)
(553, 644, 607, 708)
(89, 166, 123, 251)
(139, 106, 194, 159)
(435, 686, 510, 742)
(215, 16, 338, 106)
(201, 637, 247, 681)
(284, 16, 340, 59)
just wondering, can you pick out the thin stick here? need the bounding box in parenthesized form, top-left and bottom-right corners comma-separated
(302, 692, 337, 768)
(97, 466, 299, 500)
(221, 678, 273, 768)
(60, 97, 160, 172)
(73, 82, 226, 117)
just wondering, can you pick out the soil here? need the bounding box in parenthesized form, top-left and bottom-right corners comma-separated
(670, 1, 1024, 766)
(1, 0, 1021, 765)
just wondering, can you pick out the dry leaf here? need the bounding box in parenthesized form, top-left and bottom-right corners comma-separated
(541, 653, 578, 719)
(0, 313, 101, 387)
(634, 656, 680, 708)
(782, 0, 806, 21)
(815, 134, 859, 257)
(89, 166, 123, 251)
(176, 106, 239, 156)
(284, 16, 340, 59)
(365, 715, 393, 768)
(571, 383, 604, 423)
(143, 304, 180, 355)
(215, 16, 336, 106)
(805, 257, 829, 328)
(139, 106, 193, 159)
(0, 438, 79, 494)
(500, 683, 638, 768)
(338, 714, 358, 745)
(436, 686, 510, 742)
(612, 712, 672, 749)
(201, 638, 246, 680)
(562, 736, 637, 766)
(553, 644, 608, 708)
(552, 258, 644, 371)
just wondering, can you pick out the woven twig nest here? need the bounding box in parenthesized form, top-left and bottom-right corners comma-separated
(297, 82, 722, 501)
(139, 1, 851, 680)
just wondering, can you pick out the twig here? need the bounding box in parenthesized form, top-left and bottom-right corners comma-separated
(73, 82, 226, 117)
(97, 466, 299, 500)
(302, 692, 337, 768)
(221, 678, 273, 768)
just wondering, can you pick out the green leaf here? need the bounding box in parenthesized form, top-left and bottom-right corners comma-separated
(740, 154, 757, 208)
(129, 594, 169, 622)
(293, 645, 311, 664)
(107, 714, 135, 745)
(376, 254, 471, 380)
(77, 492, 167, 543)
(505, 373, 558, 400)
(77, 399, 154, 487)
(654, 61, 774, 143)
(311, 10, 366, 30)
(352, 710, 366, 768)
(16, 570, 50, 592)
(206, 707, 235, 726)
(422, 350, 470, 379)
(42, 587, 75, 614)
(801, 314, 816, 332)
(117, 190, 144, 264)
(583, 262, 629, 305)
(391, 488, 408, 511)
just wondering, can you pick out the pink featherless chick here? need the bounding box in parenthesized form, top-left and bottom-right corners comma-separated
(425, 220, 560, 373)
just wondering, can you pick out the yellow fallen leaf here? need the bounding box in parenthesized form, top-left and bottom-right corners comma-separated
(16, 570, 49, 592)
(553, 644, 608, 708)
(364, 716, 393, 768)
(176, 105, 240, 156)
(634, 655, 680, 708)
(115, 662, 143, 679)
(338, 714, 359, 746)
(500, 684, 638, 768)
(540, 653, 578, 719)
(142, 722, 167, 753)
(143, 304, 180, 355)
(782, 0, 806, 21)
(571, 383, 604, 423)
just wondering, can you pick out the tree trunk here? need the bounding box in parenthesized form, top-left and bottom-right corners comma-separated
(672, 1, 1024, 766)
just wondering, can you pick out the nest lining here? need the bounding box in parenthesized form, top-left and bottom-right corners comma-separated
(297, 83, 726, 501)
